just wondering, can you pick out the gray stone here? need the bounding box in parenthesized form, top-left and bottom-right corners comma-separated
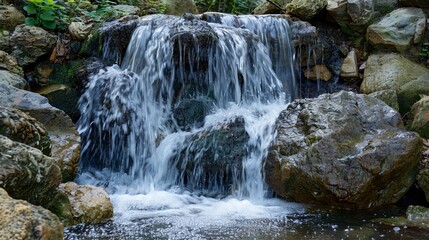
(266, 91, 422, 208)
(0, 83, 80, 183)
(285, 0, 328, 20)
(397, 73, 429, 115)
(408, 96, 429, 138)
(368, 90, 399, 111)
(340, 49, 359, 78)
(367, 8, 426, 52)
(0, 70, 27, 89)
(0, 50, 23, 76)
(11, 25, 57, 66)
(360, 53, 429, 94)
(347, 0, 374, 25)
(0, 135, 62, 206)
(0, 188, 63, 240)
(68, 22, 93, 41)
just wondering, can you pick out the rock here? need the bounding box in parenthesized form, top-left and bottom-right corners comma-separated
(0, 83, 80, 182)
(0, 29, 11, 52)
(253, 0, 291, 14)
(408, 96, 429, 138)
(112, 4, 140, 15)
(367, 8, 426, 52)
(360, 53, 429, 94)
(374, 205, 429, 229)
(0, 135, 61, 206)
(347, 0, 374, 25)
(368, 90, 399, 111)
(0, 70, 27, 89)
(0, 5, 25, 31)
(0, 50, 23, 76)
(303, 64, 333, 81)
(399, 0, 429, 7)
(340, 49, 359, 78)
(285, 0, 328, 20)
(397, 73, 429, 115)
(266, 91, 422, 208)
(418, 157, 429, 202)
(0, 106, 51, 155)
(68, 22, 94, 41)
(11, 25, 58, 66)
(0, 188, 64, 240)
(327, 0, 351, 25)
(57, 182, 113, 225)
(162, 0, 198, 15)
(173, 98, 213, 131)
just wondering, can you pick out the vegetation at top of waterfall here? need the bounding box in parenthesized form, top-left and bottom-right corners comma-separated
(195, 0, 261, 14)
(23, 0, 130, 31)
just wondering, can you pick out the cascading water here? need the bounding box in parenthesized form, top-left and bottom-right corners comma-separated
(75, 13, 303, 230)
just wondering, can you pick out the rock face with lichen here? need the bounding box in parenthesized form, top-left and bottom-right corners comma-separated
(0, 135, 61, 207)
(0, 188, 64, 240)
(265, 91, 422, 208)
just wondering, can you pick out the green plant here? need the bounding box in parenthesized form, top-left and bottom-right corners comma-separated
(24, 0, 67, 30)
(85, 0, 124, 22)
(195, 0, 261, 14)
(419, 42, 429, 60)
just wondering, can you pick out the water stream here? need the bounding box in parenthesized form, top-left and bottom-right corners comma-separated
(66, 14, 428, 239)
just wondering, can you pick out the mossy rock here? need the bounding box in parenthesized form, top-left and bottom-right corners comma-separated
(397, 73, 429, 115)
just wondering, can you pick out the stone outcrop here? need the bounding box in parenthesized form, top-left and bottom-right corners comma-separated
(360, 53, 429, 94)
(266, 91, 422, 208)
(0, 135, 61, 206)
(0, 188, 63, 240)
(367, 8, 426, 52)
(0, 83, 80, 182)
(11, 25, 58, 66)
(57, 182, 113, 225)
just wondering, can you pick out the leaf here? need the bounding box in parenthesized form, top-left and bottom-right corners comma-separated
(40, 11, 55, 21)
(23, 5, 37, 14)
(25, 17, 39, 26)
(42, 20, 57, 29)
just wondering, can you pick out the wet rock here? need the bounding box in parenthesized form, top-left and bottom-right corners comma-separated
(162, 0, 198, 15)
(266, 91, 422, 208)
(303, 64, 333, 81)
(340, 49, 359, 78)
(0, 188, 64, 240)
(11, 25, 57, 66)
(178, 117, 249, 194)
(0, 50, 23, 76)
(375, 205, 429, 229)
(0, 5, 25, 31)
(0, 135, 62, 206)
(0, 70, 27, 89)
(360, 53, 429, 94)
(0, 83, 81, 182)
(368, 90, 399, 112)
(173, 98, 213, 131)
(68, 22, 94, 41)
(367, 8, 426, 52)
(397, 74, 429, 115)
(0, 106, 51, 155)
(408, 96, 429, 138)
(285, 0, 328, 20)
(57, 182, 113, 225)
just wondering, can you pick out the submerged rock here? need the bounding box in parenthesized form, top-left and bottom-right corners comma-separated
(0, 135, 61, 207)
(266, 91, 422, 208)
(57, 182, 113, 225)
(0, 188, 63, 240)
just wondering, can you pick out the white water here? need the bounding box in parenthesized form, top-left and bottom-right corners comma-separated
(77, 14, 302, 224)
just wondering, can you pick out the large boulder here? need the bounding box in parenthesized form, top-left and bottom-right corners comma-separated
(285, 0, 328, 20)
(0, 106, 51, 155)
(0, 5, 25, 31)
(0, 135, 61, 206)
(360, 53, 429, 94)
(266, 91, 422, 208)
(57, 182, 113, 225)
(367, 8, 426, 52)
(11, 25, 58, 66)
(0, 188, 63, 240)
(407, 96, 429, 138)
(0, 83, 80, 182)
(397, 73, 429, 115)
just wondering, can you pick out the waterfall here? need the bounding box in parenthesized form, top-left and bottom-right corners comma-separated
(77, 14, 297, 201)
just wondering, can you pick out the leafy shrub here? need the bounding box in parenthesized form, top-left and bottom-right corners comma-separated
(24, 0, 67, 30)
